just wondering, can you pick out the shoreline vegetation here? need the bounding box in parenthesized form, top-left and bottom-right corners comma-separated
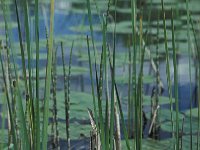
(0, 0, 199, 149)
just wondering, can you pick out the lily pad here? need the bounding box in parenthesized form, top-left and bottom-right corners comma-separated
(49, 91, 105, 120)
(185, 108, 199, 118)
(115, 74, 154, 84)
(146, 109, 183, 124)
(161, 116, 198, 134)
(48, 122, 91, 140)
(122, 138, 173, 150)
(143, 96, 175, 106)
(32, 65, 88, 77)
(0, 22, 17, 29)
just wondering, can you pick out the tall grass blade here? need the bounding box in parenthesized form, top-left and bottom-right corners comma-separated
(67, 41, 74, 149)
(86, 0, 100, 141)
(51, 47, 59, 149)
(14, 0, 28, 93)
(110, 13, 115, 150)
(34, 0, 40, 149)
(15, 0, 34, 146)
(127, 42, 132, 138)
(14, 78, 31, 150)
(61, 42, 68, 147)
(186, 0, 193, 149)
(161, 0, 176, 149)
(86, 0, 97, 58)
(136, 15, 145, 150)
(22, 1, 34, 131)
(171, 8, 179, 150)
(97, 48, 105, 149)
(86, 35, 97, 126)
(108, 50, 130, 149)
(42, 0, 55, 149)
(130, 0, 137, 148)
(115, 83, 130, 150)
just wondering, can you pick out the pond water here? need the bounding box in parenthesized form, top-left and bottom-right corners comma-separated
(0, 0, 200, 149)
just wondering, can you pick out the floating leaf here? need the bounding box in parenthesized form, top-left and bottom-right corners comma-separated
(143, 96, 175, 106)
(122, 138, 173, 150)
(185, 108, 198, 118)
(48, 122, 91, 140)
(49, 91, 105, 120)
(115, 74, 154, 84)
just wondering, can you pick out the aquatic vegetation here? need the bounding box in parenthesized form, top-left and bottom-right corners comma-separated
(0, 0, 200, 149)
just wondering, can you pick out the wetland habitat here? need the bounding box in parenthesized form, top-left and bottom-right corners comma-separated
(0, 0, 200, 149)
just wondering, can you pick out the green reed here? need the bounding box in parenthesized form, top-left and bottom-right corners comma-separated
(86, 0, 98, 130)
(87, 35, 97, 123)
(51, 46, 59, 149)
(61, 42, 69, 149)
(130, 0, 137, 149)
(138, 15, 145, 150)
(34, 0, 40, 149)
(161, 0, 177, 149)
(2, 0, 30, 149)
(171, 8, 179, 150)
(42, 0, 55, 149)
(0, 0, 55, 149)
(0, 0, 200, 149)
(186, 0, 193, 148)
(86, 0, 105, 148)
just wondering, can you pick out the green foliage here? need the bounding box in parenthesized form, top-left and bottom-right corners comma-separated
(0, 0, 200, 150)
